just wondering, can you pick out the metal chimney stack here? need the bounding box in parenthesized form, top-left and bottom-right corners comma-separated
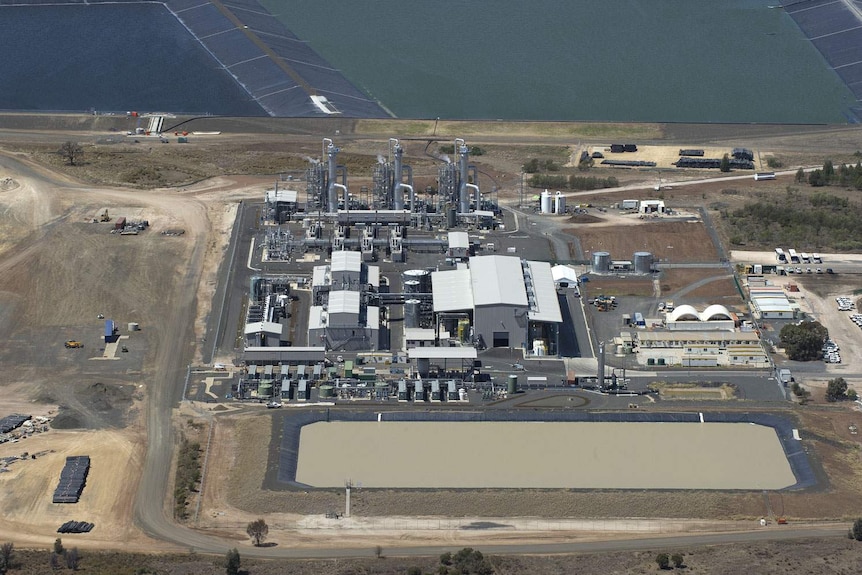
(457, 140, 470, 213)
(392, 140, 404, 210)
(326, 142, 340, 212)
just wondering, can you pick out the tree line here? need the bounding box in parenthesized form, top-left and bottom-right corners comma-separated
(528, 173, 619, 191)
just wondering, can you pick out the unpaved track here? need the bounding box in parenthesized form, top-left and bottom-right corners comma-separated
(0, 123, 859, 559)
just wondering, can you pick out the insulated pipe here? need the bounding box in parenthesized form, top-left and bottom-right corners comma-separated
(331, 183, 348, 212)
(465, 184, 480, 212)
(396, 183, 414, 212)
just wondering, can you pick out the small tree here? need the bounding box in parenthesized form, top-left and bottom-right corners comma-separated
(225, 548, 241, 575)
(671, 553, 684, 568)
(656, 553, 670, 569)
(58, 141, 83, 166)
(780, 321, 828, 361)
(65, 547, 79, 571)
(407, 567, 422, 575)
(0, 542, 13, 571)
(719, 154, 730, 173)
(848, 388, 858, 401)
(826, 377, 848, 402)
(440, 551, 452, 565)
(852, 518, 862, 541)
(246, 518, 269, 546)
(50, 552, 61, 570)
(374, 545, 383, 559)
(795, 167, 806, 183)
(54, 538, 64, 555)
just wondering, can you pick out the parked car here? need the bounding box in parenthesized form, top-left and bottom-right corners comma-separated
(64, 341, 83, 349)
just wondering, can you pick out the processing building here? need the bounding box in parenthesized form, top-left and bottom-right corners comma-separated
(431, 255, 562, 355)
(309, 250, 380, 351)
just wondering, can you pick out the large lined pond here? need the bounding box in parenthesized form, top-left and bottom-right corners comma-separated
(296, 421, 796, 489)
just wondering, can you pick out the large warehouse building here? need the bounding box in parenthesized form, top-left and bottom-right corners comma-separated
(431, 255, 562, 355)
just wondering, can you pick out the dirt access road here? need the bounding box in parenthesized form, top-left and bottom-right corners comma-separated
(2, 117, 862, 561)
(0, 148, 267, 552)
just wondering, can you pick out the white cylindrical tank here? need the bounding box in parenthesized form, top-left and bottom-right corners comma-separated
(554, 191, 566, 214)
(540, 190, 552, 214)
(458, 388, 468, 401)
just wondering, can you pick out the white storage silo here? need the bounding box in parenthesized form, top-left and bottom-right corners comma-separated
(540, 190, 552, 214)
(554, 191, 566, 214)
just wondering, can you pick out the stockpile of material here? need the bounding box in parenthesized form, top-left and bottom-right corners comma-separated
(52, 455, 90, 504)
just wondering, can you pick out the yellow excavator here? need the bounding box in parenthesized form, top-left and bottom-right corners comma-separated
(99, 209, 110, 222)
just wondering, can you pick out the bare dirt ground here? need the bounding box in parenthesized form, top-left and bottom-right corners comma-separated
(3, 116, 862, 570)
(0, 138, 268, 551)
(571, 220, 719, 263)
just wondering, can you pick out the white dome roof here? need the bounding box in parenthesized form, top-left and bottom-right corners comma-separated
(702, 304, 732, 321)
(668, 304, 700, 322)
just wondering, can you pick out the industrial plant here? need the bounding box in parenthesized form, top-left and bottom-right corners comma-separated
(232, 137, 562, 404)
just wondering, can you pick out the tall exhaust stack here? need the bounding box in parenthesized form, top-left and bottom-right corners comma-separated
(457, 139, 470, 213)
(392, 140, 404, 210)
(326, 142, 340, 212)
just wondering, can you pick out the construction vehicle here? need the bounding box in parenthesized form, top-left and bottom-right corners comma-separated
(64, 341, 83, 349)
(100, 209, 110, 222)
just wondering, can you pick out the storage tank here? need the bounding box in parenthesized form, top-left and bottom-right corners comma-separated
(633, 251, 653, 274)
(404, 280, 420, 294)
(507, 374, 518, 395)
(554, 191, 566, 214)
(447, 206, 457, 229)
(318, 384, 335, 399)
(403, 269, 431, 293)
(458, 388, 468, 401)
(417, 358, 430, 378)
(591, 251, 611, 273)
(127, 322, 140, 331)
(540, 190, 552, 214)
(257, 382, 272, 398)
(404, 299, 421, 329)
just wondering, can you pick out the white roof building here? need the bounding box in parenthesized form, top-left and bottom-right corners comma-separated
(431, 255, 561, 354)
(666, 304, 735, 332)
(265, 189, 298, 204)
(551, 264, 579, 285)
(431, 268, 474, 312)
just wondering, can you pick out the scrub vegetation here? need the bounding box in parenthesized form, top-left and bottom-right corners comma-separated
(720, 188, 862, 251)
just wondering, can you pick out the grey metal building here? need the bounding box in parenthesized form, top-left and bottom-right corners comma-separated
(431, 255, 562, 355)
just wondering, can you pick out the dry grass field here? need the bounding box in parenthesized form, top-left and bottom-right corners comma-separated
(5, 537, 862, 575)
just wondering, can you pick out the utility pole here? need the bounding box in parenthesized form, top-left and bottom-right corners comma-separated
(345, 479, 352, 518)
(519, 172, 524, 208)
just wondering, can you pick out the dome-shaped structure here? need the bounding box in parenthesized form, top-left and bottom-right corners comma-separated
(702, 304, 732, 322)
(668, 304, 700, 322)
